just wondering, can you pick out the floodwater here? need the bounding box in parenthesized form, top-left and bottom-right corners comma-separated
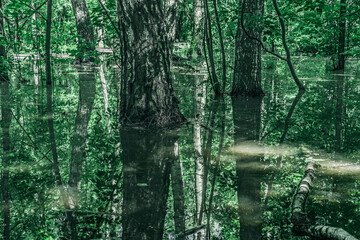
(1, 56, 359, 239)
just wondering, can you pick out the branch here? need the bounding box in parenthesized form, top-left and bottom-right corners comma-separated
(240, 0, 287, 61)
(272, 0, 305, 91)
(291, 162, 358, 240)
(96, 0, 122, 39)
(11, 110, 52, 163)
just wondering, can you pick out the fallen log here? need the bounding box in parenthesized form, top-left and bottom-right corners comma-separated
(291, 162, 358, 240)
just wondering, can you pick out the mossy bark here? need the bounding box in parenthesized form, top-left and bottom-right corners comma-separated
(118, 1, 184, 127)
(232, 0, 264, 97)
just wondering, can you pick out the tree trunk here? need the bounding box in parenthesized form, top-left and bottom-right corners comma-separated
(97, 7, 110, 117)
(335, 73, 344, 152)
(165, 0, 177, 45)
(336, 0, 347, 70)
(71, 0, 95, 62)
(193, 74, 206, 240)
(118, 1, 184, 127)
(232, 0, 264, 97)
(121, 128, 177, 240)
(191, 0, 204, 57)
(68, 68, 96, 208)
(291, 163, 358, 240)
(1, 81, 11, 240)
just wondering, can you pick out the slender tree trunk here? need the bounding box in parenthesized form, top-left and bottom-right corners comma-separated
(336, 0, 347, 70)
(97, 3, 110, 117)
(193, 74, 206, 240)
(118, 0, 184, 127)
(335, 73, 344, 152)
(204, 0, 221, 96)
(45, 1, 77, 238)
(232, 0, 264, 97)
(191, 0, 204, 57)
(68, 68, 96, 208)
(71, 0, 95, 62)
(121, 128, 176, 240)
(272, 0, 305, 91)
(170, 141, 186, 240)
(212, 0, 227, 92)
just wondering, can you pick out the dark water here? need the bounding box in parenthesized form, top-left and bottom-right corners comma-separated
(1, 57, 359, 239)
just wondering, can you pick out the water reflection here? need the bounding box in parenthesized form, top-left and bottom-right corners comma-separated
(68, 66, 96, 208)
(232, 96, 263, 239)
(121, 128, 180, 240)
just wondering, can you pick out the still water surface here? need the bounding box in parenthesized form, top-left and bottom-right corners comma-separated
(1, 57, 359, 239)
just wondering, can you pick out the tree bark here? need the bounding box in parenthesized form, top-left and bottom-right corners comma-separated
(193, 74, 207, 240)
(232, 0, 264, 97)
(68, 68, 96, 208)
(336, 0, 347, 70)
(272, 0, 305, 91)
(1, 81, 11, 240)
(204, 0, 221, 96)
(165, 0, 177, 46)
(212, 0, 227, 91)
(191, 0, 204, 56)
(335, 73, 344, 152)
(71, 0, 95, 62)
(118, 1, 184, 127)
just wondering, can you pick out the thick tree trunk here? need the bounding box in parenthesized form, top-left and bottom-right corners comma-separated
(1, 81, 11, 240)
(68, 68, 96, 208)
(118, 1, 184, 127)
(291, 163, 358, 240)
(336, 0, 347, 70)
(165, 0, 177, 45)
(71, 0, 95, 62)
(232, 97, 264, 239)
(121, 128, 177, 240)
(232, 0, 264, 97)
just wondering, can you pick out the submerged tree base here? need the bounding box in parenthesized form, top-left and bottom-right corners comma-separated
(231, 88, 265, 98)
(121, 109, 186, 128)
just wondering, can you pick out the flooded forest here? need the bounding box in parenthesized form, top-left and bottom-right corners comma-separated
(1, 0, 360, 239)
